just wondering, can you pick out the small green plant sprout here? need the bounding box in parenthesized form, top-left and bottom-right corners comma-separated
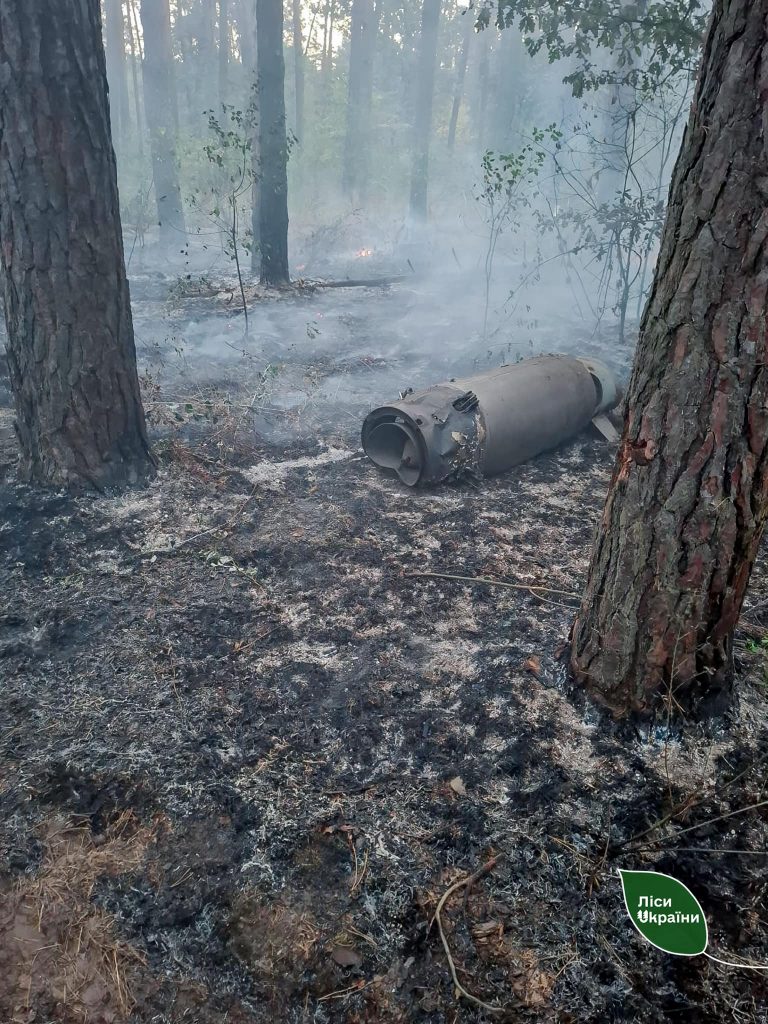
(476, 125, 562, 340)
(190, 104, 259, 329)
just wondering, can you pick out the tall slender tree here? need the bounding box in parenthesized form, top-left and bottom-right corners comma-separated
(234, 0, 255, 72)
(409, 0, 441, 220)
(292, 0, 305, 145)
(256, 0, 289, 285)
(0, 0, 155, 489)
(219, 0, 230, 108)
(447, 6, 472, 152)
(140, 0, 187, 245)
(104, 0, 130, 143)
(126, 0, 145, 159)
(342, 0, 376, 201)
(236, 0, 262, 272)
(571, 0, 768, 716)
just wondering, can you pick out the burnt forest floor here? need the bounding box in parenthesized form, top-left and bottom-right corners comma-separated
(2, 248, 768, 1024)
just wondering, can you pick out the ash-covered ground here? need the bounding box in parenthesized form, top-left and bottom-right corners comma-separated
(2, 226, 768, 1023)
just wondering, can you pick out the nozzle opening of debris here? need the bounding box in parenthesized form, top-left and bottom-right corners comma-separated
(362, 354, 619, 487)
(364, 417, 424, 486)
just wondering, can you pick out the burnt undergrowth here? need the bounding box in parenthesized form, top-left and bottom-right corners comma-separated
(1, 278, 768, 1023)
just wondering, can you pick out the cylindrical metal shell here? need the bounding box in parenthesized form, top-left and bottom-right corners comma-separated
(361, 354, 617, 487)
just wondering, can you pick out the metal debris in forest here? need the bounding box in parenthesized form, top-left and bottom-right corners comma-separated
(361, 354, 619, 486)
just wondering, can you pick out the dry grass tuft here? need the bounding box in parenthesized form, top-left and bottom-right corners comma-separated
(0, 812, 154, 1024)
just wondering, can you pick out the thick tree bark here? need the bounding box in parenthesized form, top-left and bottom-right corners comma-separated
(256, 0, 289, 285)
(0, 0, 155, 489)
(571, 0, 768, 716)
(409, 0, 441, 221)
(140, 0, 187, 246)
(104, 0, 130, 143)
(342, 0, 375, 202)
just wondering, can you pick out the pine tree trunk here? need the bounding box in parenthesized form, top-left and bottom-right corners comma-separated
(0, 0, 155, 489)
(571, 0, 768, 717)
(140, 0, 187, 246)
(256, 0, 289, 285)
(474, 25, 491, 152)
(219, 0, 230, 109)
(234, 0, 254, 73)
(126, 0, 146, 159)
(236, 0, 260, 272)
(292, 0, 305, 144)
(447, 8, 471, 152)
(194, 0, 216, 120)
(342, 0, 375, 201)
(104, 0, 130, 143)
(409, 0, 441, 221)
(326, 0, 336, 71)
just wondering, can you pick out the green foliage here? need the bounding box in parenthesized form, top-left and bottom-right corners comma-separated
(479, 125, 562, 201)
(477, 125, 563, 338)
(480, 0, 709, 95)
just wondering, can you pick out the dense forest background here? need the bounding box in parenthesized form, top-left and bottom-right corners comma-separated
(103, 0, 709, 342)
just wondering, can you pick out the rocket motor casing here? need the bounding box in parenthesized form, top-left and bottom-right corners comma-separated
(361, 354, 618, 486)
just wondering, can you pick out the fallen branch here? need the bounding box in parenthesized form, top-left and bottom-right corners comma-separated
(431, 855, 509, 1015)
(321, 773, 399, 797)
(314, 276, 407, 289)
(404, 571, 580, 600)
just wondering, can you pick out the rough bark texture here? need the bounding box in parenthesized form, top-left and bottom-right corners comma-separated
(257, 0, 290, 286)
(409, 0, 441, 220)
(571, 0, 768, 716)
(140, 0, 187, 246)
(342, 0, 375, 201)
(0, 0, 155, 489)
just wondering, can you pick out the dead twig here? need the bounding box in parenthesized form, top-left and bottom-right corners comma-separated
(625, 797, 768, 854)
(404, 571, 580, 600)
(588, 808, 612, 896)
(430, 855, 508, 1015)
(613, 749, 768, 854)
(137, 484, 259, 558)
(317, 978, 380, 1002)
(321, 773, 399, 797)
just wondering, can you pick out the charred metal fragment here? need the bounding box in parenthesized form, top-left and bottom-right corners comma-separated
(362, 354, 618, 486)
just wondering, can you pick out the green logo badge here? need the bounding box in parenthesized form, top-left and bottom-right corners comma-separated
(618, 869, 708, 956)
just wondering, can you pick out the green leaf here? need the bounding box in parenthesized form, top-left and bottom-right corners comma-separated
(619, 870, 708, 956)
